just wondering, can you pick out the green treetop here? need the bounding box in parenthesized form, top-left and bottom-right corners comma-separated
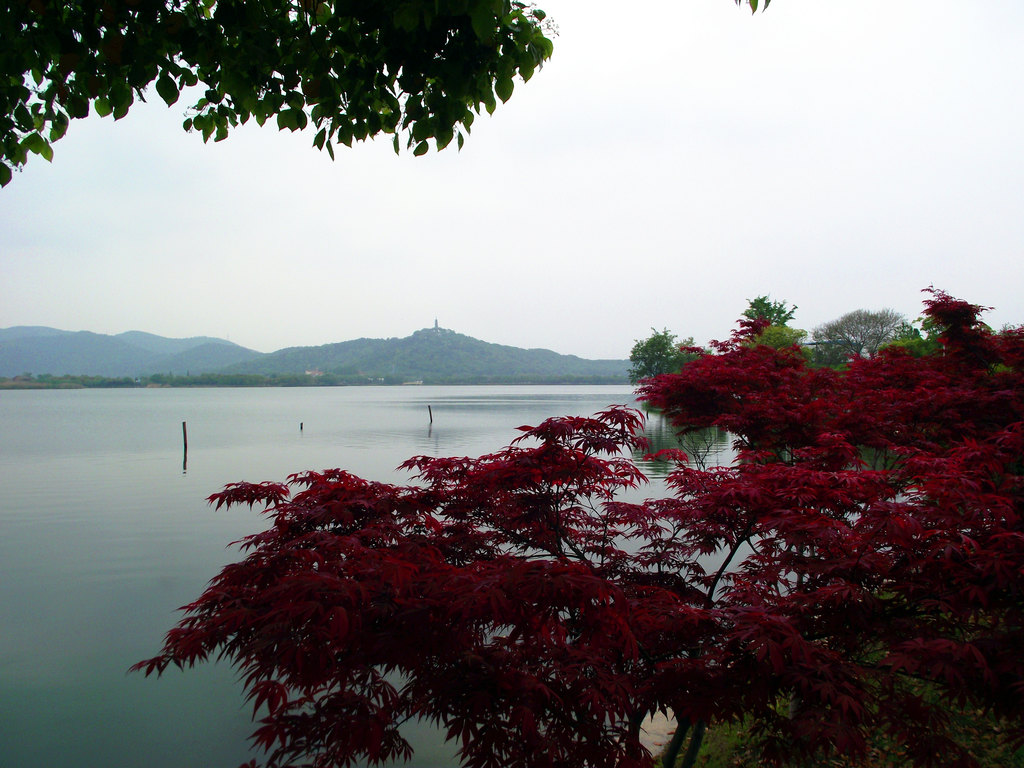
(739, 295, 807, 350)
(742, 294, 798, 327)
(628, 328, 700, 384)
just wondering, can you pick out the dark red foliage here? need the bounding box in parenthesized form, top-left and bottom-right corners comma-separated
(136, 294, 1024, 768)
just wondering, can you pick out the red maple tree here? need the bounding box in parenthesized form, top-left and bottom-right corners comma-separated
(135, 290, 1023, 768)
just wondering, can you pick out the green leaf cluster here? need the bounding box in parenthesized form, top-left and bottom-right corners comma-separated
(749, 323, 809, 353)
(881, 319, 942, 357)
(0, 0, 555, 185)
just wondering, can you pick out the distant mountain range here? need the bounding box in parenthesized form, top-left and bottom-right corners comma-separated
(0, 326, 258, 378)
(0, 326, 629, 384)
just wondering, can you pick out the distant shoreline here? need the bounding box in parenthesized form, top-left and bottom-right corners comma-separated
(1, 374, 630, 390)
(0, 326, 629, 385)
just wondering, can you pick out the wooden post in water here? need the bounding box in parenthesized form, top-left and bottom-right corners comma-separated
(182, 421, 188, 473)
(428, 405, 433, 424)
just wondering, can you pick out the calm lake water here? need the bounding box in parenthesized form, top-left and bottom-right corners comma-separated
(0, 385, 727, 768)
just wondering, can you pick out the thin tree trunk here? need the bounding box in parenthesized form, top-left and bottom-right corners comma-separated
(660, 718, 690, 768)
(628, 710, 646, 737)
(678, 720, 706, 768)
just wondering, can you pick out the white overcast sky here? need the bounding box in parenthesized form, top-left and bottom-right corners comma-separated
(2, 0, 1022, 359)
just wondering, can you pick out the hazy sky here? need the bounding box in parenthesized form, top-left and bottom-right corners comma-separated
(2, 0, 1022, 359)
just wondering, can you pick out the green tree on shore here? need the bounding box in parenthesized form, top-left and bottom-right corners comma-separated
(812, 308, 907, 364)
(628, 328, 700, 384)
(742, 295, 797, 327)
(741, 296, 808, 350)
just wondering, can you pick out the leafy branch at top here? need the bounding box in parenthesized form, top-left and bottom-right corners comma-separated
(0, 0, 555, 185)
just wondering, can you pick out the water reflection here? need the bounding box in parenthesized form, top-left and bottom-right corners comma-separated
(634, 412, 733, 479)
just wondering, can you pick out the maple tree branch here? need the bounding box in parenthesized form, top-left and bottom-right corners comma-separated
(705, 521, 757, 607)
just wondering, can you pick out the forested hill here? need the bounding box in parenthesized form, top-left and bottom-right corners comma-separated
(223, 327, 629, 384)
(0, 326, 629, 383)
(0, 326, 261, 377)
